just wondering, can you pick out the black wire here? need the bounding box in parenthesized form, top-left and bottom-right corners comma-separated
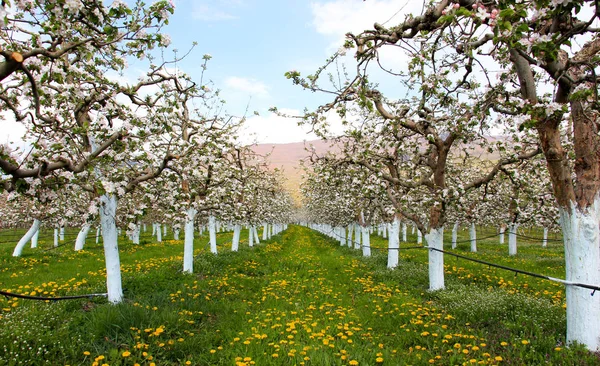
(0, 289, 107, 301)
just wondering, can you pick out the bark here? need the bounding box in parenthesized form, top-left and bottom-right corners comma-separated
(13, 219, 41, 257)
(232, 223, 241, 252)
(100, 194, 123, 304)
(209, 215, 217, 253)
(74, 222, 92, 251)
(426, 227, 445, 291)
(387, 215, 400, 269)
(183, 208, 197, 273)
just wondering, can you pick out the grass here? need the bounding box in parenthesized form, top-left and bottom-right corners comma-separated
(0, 224, 598, 365)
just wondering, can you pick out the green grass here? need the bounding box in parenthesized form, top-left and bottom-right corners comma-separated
(0, 225, 598, 365)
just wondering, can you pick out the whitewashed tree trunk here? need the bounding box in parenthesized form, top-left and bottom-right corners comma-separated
(354, 224, 361, 249)
(13, 219, 41, 257)
(426, 227, 445, 291)
(542, 227, 548, 247)
(417, 229, 422, 244)
(30, 225, 40, 248)
(469, 223, 477, 252)
(156, 223, 162, 242)
(339, 226, 346, 246)
(253, 226, 260, 244)
(74, 223, 92, 251)
(163, 224, 167, 236)
(96, 226, 101, 244)
(499, 225, 506, 244)
(59, 227, 65, 241)
(143, 223, 147, 232)
(248, 225, 254, 247)
(209, 215, 217, 253)
(451, 222, 458, 249)
(132, 222, 140, 245)
(387, 216, 400, 269)
(262, 223, 268, 241)
(100, 194, 123, 304)
(412, 225, 416, 234)
(361, 226, 371, 257)
(183, 208, 197, 273)
(560, 201, 600, 350)
(53, 228, 59, 247)
(174, 227, 180, 240)
(382, 224, 387, 239)
(401, 222, 407, 242)
(508, 223, 518, 256)
(232, 224, 241, 252)
(347, 224, 353, 247)
(152, 223, 156, 236)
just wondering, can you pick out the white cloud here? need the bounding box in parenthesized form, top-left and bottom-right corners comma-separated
(311, 0, 423, 48)
(237, 109, 317, 145)
(225, 76, 270, 98)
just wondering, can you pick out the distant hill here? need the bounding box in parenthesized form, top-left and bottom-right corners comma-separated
(250, 140, 333, 200)
(250, 136, 505, 202)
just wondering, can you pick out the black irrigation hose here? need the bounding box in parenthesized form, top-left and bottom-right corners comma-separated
(453, 233, 501, 244)
(514, 233, 563, 243)
(0, 289, 107, 301)
(424, 246, 600, 293)
(313, 226, 600, 293)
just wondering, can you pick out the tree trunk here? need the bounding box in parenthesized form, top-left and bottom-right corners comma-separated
(30, 225, 40, 248)
(209, 215, 217, 253)
(508, 223, 518, 256)
(339, 226, 346, 246)
(248, 224, 254, 247)
(74, 223, 92, 251)
(183, 208, 197, 273)
(156, 223, 162, 242)
(417, 229, 422, 244)
(469, 223, 477, 252)
(542, 227, 548, 247)
(451, 222, 458, 249)
(232, 224, 241, 252)
(499, 224, 506, 244)
(560, 202, 600, 350)
(347, 223, 353, 247)
(262, 223, 268, 241)
(13, 219, 41, 257)
(100, 194, 123, 304)
(361, 225, 371, 257)
(387, 216, 400, 269)
(426, 227, 444, 291)
(96, 226, 101, 244)
(402, 222, 407, 242)
(60, 227, 64, 241)
(53, 228, 59, 247)
(354, 224, 361, 249)
(132, 222, 140, 244)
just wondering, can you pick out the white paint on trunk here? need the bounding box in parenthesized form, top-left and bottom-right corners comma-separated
(262, 223, 268, 241)
(560, 199, 600, 350)
(382, 224, 387, 239)
(508, 223, 518, 256)
(354, 224, 361, 249)
(253, 226, 260, 244)
(417, 229, 422, 244)
(361, 226, 371, 257)
(132, 223, 140, 245)
(53, 228, 59, 247)
(542, 227, 548, 247)
(13, 219, 41, 256)
(100, 194, 123, 304)
(347, 224, 353, 247)
(183, 208, 197, 273)
(387, 216, 400, 269)
(232, 224, 241, 252)
(402, 223, 407, 242)
(59, 227, 65, 241)
(174, 227, 180, 240)
(209, 215, 217, 253)
(74, 223, 92, 251)
(96, 226, 101, 244)
(156, 223, 162, 242)
(163, 224, 167, 235)
(339, 226, 346, 246)
(152, 223, 156, 236)
(499, 225, 505, 244)
(451, 222, 458, 249)
(469, 223, 477, 252)
(248, 225, 254, 247)
(30, 225, 40, 248)
(426, 227, 445, 291)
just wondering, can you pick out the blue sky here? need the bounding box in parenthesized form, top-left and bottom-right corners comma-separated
(160, 0, 416, 144)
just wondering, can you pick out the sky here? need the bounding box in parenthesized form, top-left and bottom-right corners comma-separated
(157, 0, 419, 144)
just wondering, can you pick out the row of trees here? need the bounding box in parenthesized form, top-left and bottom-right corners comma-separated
(0, 1, 293, 304)
(290, 0, 600, 351)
